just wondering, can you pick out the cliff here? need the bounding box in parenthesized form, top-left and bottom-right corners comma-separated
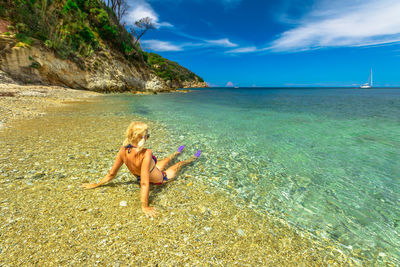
(0, 34, 168, 92)
(0, 1, 207, 92)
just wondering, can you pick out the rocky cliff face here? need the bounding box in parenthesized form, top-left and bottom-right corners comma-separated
(0, 0, 208, 92)
(0, 35, 172, 92)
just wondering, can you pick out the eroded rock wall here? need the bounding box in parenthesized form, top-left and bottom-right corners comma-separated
(0, 36, 170, 92)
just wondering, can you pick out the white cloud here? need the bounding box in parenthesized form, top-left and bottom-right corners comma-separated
(270, 0, 400, 52)
(205, 38, 238, 47)
(140, 38, 239, 52)
(124, 0, 173, 28)
(141, 40, 182, 51)
(225, 46, 258, 53)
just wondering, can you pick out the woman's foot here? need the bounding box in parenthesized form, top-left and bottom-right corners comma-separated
(177, 145, 185, 154)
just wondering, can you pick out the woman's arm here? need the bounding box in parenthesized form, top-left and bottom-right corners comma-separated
(81, 151, 123, 189)
(140, 149, 157, 217)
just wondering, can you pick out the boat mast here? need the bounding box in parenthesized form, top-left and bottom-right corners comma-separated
(370, 68, 373, 87)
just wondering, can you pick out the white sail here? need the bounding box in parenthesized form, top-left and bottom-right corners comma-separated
(371, 69, 373, 87)
(360, 69, 372, 88)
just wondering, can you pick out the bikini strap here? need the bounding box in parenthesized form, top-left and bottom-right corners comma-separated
(125, 144, 135, 153)
(151, 154, 157, 164)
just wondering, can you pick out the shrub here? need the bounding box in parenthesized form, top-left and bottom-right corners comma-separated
(80, 26, 96, 43)
(141, 51, 148, 62)
(84, 44, 94, 57)
(30, 61, 41, 69)
(0, 4, 6, 17)
(122, 41, 134, 54)
(74, 0, 86, 10)
(100, 24, 118, 40)
(91, 8, 109, 25)
(62, 0, 79, 14)
(7, 25, 15, 32)
(44, 39, 53, 48)
(16, 33, 33, 45)
(3, 32, 11, 36)
(16, 23, 27, 33)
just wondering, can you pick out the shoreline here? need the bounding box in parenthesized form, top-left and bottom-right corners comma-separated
(0, 87, 371, 265)
(0, 82, 102, 128)
(0, 79, 195, 129)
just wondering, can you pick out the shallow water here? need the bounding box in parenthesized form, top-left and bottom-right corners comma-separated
(0, 88, 398, 265)
(112, 88, 400, 263)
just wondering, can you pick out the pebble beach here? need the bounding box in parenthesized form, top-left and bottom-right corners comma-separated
(0, 84, 372, 265)
(0, 81, 100, 129)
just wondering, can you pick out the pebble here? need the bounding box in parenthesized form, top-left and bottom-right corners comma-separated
(237, 229, 245, 236)
(120, 201, 127, 207)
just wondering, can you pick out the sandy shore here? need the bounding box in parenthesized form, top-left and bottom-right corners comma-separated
(0, 81, 101, 128)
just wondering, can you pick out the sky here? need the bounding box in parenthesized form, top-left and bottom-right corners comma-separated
(123, 0, 400, 87)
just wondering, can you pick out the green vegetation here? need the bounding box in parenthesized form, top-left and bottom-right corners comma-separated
(16, 33, 34, 46)
(2, 0, 137, 61)
(1, 0, 203, 84)
(145, 52, 204, 83)
(30, 61, 41, 69)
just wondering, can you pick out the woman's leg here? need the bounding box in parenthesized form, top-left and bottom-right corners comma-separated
(156, 152, 180, 171)
(156, 146, 185, 171)
(164, 153, 199, 181)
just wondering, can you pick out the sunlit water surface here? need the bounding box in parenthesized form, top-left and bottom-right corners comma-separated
(106, 88, 400, 262)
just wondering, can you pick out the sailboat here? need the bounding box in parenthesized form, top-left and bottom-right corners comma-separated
(360, 69, 373, 89)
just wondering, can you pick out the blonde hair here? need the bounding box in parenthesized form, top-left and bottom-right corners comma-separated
(123, 121, 149, 152)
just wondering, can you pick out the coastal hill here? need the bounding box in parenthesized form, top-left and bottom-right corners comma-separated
(0, 0, 207, 92)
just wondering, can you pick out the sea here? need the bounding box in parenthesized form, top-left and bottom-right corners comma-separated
(109, 87, 400, 262)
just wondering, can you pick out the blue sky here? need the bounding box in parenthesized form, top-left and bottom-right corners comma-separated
(124, 0, 400, 87)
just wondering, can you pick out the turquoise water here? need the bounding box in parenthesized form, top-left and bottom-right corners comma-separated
(110, 88, 399, 262)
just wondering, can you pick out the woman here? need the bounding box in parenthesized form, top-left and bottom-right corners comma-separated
(81, 121, 200, 217)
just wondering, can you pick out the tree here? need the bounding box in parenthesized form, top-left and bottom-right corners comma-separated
(129, 17, 156, 46)
(103, 0, 128, 22)
(116, 0, 128, 22)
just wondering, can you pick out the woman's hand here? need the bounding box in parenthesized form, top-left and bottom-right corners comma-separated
(142, 206, 157, 218)
(80, 183, 99, 190)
